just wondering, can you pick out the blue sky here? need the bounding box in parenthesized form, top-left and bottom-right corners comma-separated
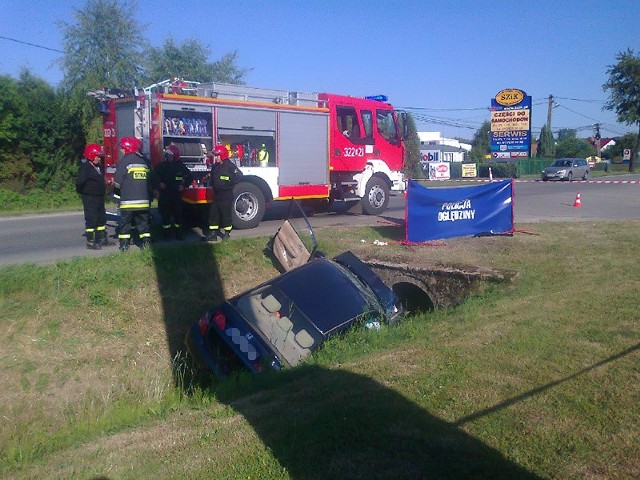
(1, 0, 638, 140)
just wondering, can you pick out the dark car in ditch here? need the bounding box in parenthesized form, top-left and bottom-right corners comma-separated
(185, 250, 402, 377)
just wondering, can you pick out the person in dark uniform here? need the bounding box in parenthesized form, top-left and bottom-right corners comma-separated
(76, 143, 113, 249)
(114, 137, 152, 251)
(203, 144, 243, 242)
(153, 144, 192, 240)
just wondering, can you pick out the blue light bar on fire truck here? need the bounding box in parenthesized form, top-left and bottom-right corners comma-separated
(364, 95, 388, 102)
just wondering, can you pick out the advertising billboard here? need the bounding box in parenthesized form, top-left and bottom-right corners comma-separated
(490, 89, 531, 159)
(426, 162, 451, 181)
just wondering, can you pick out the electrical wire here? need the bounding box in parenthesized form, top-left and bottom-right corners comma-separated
(0, 34, 63, 54)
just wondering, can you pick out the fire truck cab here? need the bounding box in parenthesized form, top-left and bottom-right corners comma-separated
(97, 79, 407, 230)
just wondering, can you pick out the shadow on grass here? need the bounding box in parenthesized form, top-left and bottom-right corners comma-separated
(454, 342, 640, 427)
(149, 238, 225, 385)
(219, 365, 543, 480)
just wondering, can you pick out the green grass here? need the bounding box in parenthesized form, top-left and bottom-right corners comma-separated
(0, 222, 638, 479)
(0, 186, 84, 215)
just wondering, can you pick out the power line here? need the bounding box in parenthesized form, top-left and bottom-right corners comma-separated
(400, 105, 488, 112)
(0, 35, 63, 54)
(553, 96, 606, 104)
(554, 104, 602, 123)
(405, 93, 630, 137)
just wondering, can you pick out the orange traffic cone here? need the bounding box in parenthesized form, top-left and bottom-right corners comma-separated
(573, 192, 582, 208)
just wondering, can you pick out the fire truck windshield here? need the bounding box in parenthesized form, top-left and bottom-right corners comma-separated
(376, 110, 399, 144)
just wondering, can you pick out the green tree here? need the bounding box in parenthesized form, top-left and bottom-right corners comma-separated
(603, 49, 640, 172)
(58, 0, 147, 144)
(603, 132, 638, 162)
(538, 124, 555, 157)
(144, 39, 248, 84)
(18, 71, 84, 189)
(0, 75, 24, 149)
(470, 121, 491, 162)
(402, 113, 423, 179)
(0, 75, 32, 191)
(554, 129, 595, 158)
(58, 0, 146, 92)
(0, 72, 83, 192)
(208, 51, 248, 84)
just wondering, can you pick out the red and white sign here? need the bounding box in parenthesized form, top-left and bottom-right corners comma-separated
(428, 162, 450, 181)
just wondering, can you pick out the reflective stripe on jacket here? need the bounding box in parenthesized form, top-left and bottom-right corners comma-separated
(114, 153, 152, 210)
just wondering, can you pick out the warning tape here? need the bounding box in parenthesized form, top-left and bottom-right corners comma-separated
(443, 179, 640, 184)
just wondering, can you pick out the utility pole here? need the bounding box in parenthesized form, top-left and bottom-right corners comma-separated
(547, 94, 553, 130)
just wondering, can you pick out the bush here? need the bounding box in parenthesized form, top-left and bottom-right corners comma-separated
(593, 162, 609, 172)
(478, 162, 517, 178)
(449, 162, 463, 179)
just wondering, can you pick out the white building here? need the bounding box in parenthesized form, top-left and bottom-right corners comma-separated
(418, 131, 471, 163)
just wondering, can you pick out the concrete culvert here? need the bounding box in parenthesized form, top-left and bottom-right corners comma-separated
(392, 281, 435, 315)
(364, 258, 518, 311)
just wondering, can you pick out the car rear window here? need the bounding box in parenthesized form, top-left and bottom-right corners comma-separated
(274, 260, 381, 335)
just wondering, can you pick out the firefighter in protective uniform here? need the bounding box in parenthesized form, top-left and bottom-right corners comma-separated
(76, 144, 113, 249)
(153, 144, 192, 240)
(114, 137, 152, 251)
(258, 143, 269, 167)
(203, 145, 243, 241)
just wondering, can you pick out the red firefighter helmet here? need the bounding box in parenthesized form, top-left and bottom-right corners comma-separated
(120, 136, 142, 154)
(213, 144, 229, 160)
(84, 143, 104, 161)
(165, 144, 180, 161)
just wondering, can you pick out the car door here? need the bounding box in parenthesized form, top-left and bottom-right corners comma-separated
(572, 160, 581, 177)
(574, 159, 587, 177)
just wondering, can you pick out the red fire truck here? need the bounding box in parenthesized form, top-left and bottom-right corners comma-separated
(96, 78, 407, 229)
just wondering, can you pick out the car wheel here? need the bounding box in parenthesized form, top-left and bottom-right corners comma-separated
(362, 176, 390, 215)
(232, 182, 266, 229)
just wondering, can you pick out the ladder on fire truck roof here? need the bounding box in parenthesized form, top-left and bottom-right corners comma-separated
(143, 78, 323, 108)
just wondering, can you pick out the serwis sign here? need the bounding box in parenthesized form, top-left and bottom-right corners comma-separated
(490, 88, 531, 158)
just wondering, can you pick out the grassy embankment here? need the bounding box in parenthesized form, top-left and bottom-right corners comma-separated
(1, 220, 638, 479)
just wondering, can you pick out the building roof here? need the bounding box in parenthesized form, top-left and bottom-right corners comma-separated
(418, 131, 472, 151)
(587, 136, 616, 150)
(421, 144, 468, 153)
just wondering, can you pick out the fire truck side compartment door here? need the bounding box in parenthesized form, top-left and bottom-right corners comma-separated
(278, 111, 329, 187)
(116, 102, 136, 145)
(216, 107, 276, 132)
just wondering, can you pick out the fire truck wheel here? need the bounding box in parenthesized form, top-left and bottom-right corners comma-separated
(232, 182, 266, 229)
(362, 176, 390, 215)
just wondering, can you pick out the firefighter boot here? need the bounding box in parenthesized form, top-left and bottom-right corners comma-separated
(86, 231, 102, 250)
(202, 229, 218, 242)
(119, 238, 130, 252)
(98, 229, 115, 246)
(175, 226, 185, 241)
(219, 229, 230, 241)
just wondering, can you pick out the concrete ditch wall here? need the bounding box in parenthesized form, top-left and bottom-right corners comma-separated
(364, 259, 519, 309)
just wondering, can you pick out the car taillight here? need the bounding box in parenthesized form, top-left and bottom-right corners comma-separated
(198, 313, 211, 336)
(252, 361, 263, 373)
(212, 311, 227, 330)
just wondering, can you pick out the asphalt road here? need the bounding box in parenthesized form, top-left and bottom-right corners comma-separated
(1, 175, 638, 267)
